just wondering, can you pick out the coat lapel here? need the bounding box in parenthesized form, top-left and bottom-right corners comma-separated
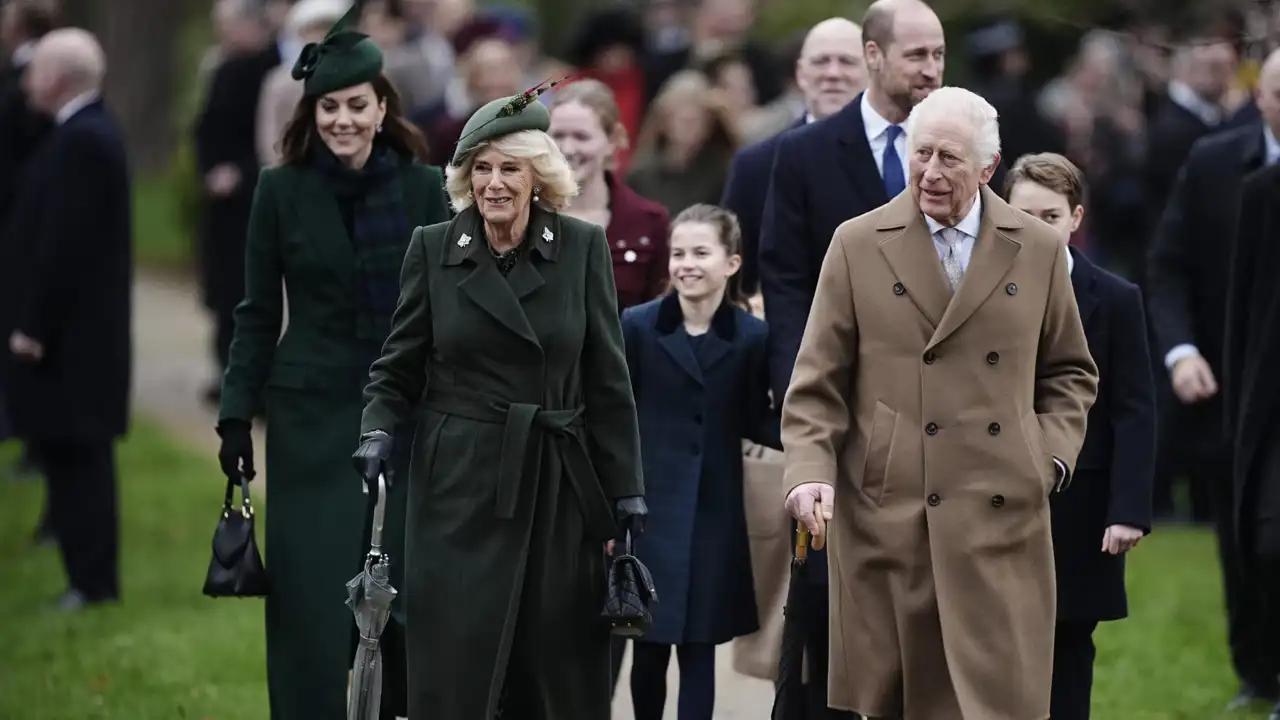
(835, 94, 890, 208)
(444, 205, 556, 348)
(655, 294, 704, 384)
(296, 170, 358, 282)
(928, 187, 1023, 349)
(1069, 248, 1099, 329)
(877, 193, 951, 328)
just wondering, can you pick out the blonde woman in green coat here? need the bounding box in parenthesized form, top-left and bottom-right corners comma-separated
(352, 90, 649, 719)
(214, 5, 450, 718)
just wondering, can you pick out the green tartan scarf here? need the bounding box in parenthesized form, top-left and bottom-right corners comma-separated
(315, 142, 412, 341)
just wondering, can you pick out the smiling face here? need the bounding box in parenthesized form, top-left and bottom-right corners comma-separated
(866, 5, 945, 116)
(470, 145, 535, 226)
(315, 82, 386, 165)
(908, 114, 995, 225)
(668, 221, 741, 303)
(549, 100, 615, 184)
(796, 21, 866, 120)
(1008, 180, 1083, 245)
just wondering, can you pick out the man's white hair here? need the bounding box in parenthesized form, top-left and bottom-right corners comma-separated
(905, 86, 1001, 167)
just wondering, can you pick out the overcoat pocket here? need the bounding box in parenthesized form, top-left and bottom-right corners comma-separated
(860, 400, 897, 505)
(1021, 411, 1053, 495)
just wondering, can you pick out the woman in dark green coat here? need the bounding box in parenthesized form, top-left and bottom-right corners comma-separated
(352, 88, 648, 719)
(214, 6, 450, 719)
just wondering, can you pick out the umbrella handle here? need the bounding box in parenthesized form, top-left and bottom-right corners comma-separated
(369, 473, 387, 557)
(795, 528, 809, 562)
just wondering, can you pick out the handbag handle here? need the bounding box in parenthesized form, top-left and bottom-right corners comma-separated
(221, 473, 254, 520)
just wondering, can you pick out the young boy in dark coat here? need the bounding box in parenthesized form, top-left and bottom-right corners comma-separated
(1006, 153, 1157, 720)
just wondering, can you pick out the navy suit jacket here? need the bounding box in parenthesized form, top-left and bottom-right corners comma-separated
(1051, 248, 1156, 621)
(721, 116, 806, 297)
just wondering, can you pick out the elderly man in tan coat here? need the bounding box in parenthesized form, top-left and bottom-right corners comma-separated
(782, 86, 1099, 720)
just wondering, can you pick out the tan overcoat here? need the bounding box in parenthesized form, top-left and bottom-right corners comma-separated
(781, 186, 1099, 720)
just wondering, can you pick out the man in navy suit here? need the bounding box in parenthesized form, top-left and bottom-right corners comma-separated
(720, 17, 866, 298)
(2, 27, 131, 611)
(758, 0, 945, 715)
(1006, 153, 1156, 719)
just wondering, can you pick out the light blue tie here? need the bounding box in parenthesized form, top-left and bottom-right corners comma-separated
(883, 125, 906, 198)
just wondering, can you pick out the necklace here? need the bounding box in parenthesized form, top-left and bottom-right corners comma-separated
(489, 241, 524, 277)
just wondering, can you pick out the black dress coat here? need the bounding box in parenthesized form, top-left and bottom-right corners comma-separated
(1224, 162, 1280, 555)
(219, 158, 450, 720)
(2, 100, 131, 442)
(1051, 249, 1156, 622)
(621, 293, 779, 646)
(1145, 123, 1269, 459)
(359, 203, 644, 719)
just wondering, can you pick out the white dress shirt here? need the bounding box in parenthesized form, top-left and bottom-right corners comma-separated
(861, 93, 908, 183)
(923, 192, 982, 273)
(55, 91, 99, 125)
(1167, 81, 1222, 127)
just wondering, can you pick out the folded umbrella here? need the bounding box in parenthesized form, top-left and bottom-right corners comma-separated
(346, 473, 398, 720)
(772, 525, 812, 720)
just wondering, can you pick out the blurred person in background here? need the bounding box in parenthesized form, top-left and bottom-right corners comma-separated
(549, 79, 669, 311)
(484, 4, 560, 94)
(193, 0, 279, 408)
(0, 0, 59, 494)
(266, 0, 302, 68)
(361, 0, 440, 114)
(642, 0, 691, 55)
(722, 17, 865, 300)
(1145, 48, 1280, 713)
(737, 30, 805, 145)
(215, 6, 449, 716)
(413, 18, 522, 166)
(966, 18, 1066, 166)
(387, 0, 464, 112)
(700, 50, 758, 121)
(626, 69, 739, 217)
(257, 0, 351, 167)
(758, 1, 949, 714)
(643, 0, 780, 108)
(564, 6, 648, 172)
(4, 27, 130, 613)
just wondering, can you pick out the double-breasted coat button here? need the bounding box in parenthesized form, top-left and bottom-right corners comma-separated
(923, 350, 937, 364)
(986, 351, 1000, 364)
(988, 422, 1001, 435)
(991, 494, 1005, 508)
(927, 493, 941, 506)
(624, 250, 637, 263)
(893, 282, 906, 295)
(925, 422, 938, 435)
(1006, 282, 1018, 295)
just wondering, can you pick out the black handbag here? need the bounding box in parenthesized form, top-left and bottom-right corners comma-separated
(600, 530, 657, 637)
(202, 473, 269, 598)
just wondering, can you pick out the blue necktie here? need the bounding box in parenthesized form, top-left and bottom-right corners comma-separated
(882, 125, 905, 198)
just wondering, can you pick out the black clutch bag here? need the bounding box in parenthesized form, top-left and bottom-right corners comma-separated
(600, 530, 657, 637)
(202, 473, 268, 598)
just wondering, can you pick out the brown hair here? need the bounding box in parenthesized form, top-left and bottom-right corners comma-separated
(1003, 152, 1088, 210)
(278, 74, 429, 165)
(547, 78, 630, 153)
(669, 203, 749, 311)
(632, 69, 740, 164)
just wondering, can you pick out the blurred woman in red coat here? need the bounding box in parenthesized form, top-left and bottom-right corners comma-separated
(549, 78, 669, 310)
(563, 7, 648, 173)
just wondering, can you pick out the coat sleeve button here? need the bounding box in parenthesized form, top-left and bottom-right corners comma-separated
(923, 350, 936, 364)
(991, 494, 1005, 508)
(988, 422, 1001, 435)
(893, 282, 906, 295)
(986, 351, 999, 364)
(925, 422, 938, 435)
(1006, 282, 1017, 295)
(927, 493, 941, 506)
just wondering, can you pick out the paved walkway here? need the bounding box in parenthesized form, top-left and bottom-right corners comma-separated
(131, 271, 777, 718)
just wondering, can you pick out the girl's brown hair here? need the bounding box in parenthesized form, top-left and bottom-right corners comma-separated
(632, 69, 740, 163)
(670, 203, 749, 311)
(279, 74, 429, 165)
(1003, 152, 1088, 209)
(547, 78, 630, 154)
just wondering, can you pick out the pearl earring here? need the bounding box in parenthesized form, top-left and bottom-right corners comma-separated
(533, 185, 541, 202)
(375, 122, 383, 133)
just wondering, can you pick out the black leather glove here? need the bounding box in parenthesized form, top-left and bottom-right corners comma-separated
(615, 496, 648, 539)
(352, 430, 394, 490)
(216, 419, 255, 481)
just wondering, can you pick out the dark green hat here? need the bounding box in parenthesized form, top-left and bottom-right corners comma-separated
(450, 78, 570, 167)
(291, 1, 383, 97)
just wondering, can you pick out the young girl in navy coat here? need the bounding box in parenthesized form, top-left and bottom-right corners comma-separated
(1006, 153, 1157, 720)
(620, 204, 780, 720)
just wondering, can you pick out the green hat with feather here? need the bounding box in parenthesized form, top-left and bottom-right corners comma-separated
(291, 0, 383, 97)
(450, 78, 572, 167)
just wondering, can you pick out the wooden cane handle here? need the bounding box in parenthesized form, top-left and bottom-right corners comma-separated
(795, 528, 810, 560)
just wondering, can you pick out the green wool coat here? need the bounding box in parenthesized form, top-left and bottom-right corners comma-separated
(360, 203, 644, 719)
(219, 159, 449, 720)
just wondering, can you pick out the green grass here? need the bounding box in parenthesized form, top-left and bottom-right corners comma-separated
(0, 424, 1271, 718)
(0, 425, 269, 720)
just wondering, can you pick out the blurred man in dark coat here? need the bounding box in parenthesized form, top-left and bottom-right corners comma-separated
(193, 0, 278, 406)
(721, 17, 865, 300)
(4, 27, 131, 611)
(1146, 48, 1280, 711)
